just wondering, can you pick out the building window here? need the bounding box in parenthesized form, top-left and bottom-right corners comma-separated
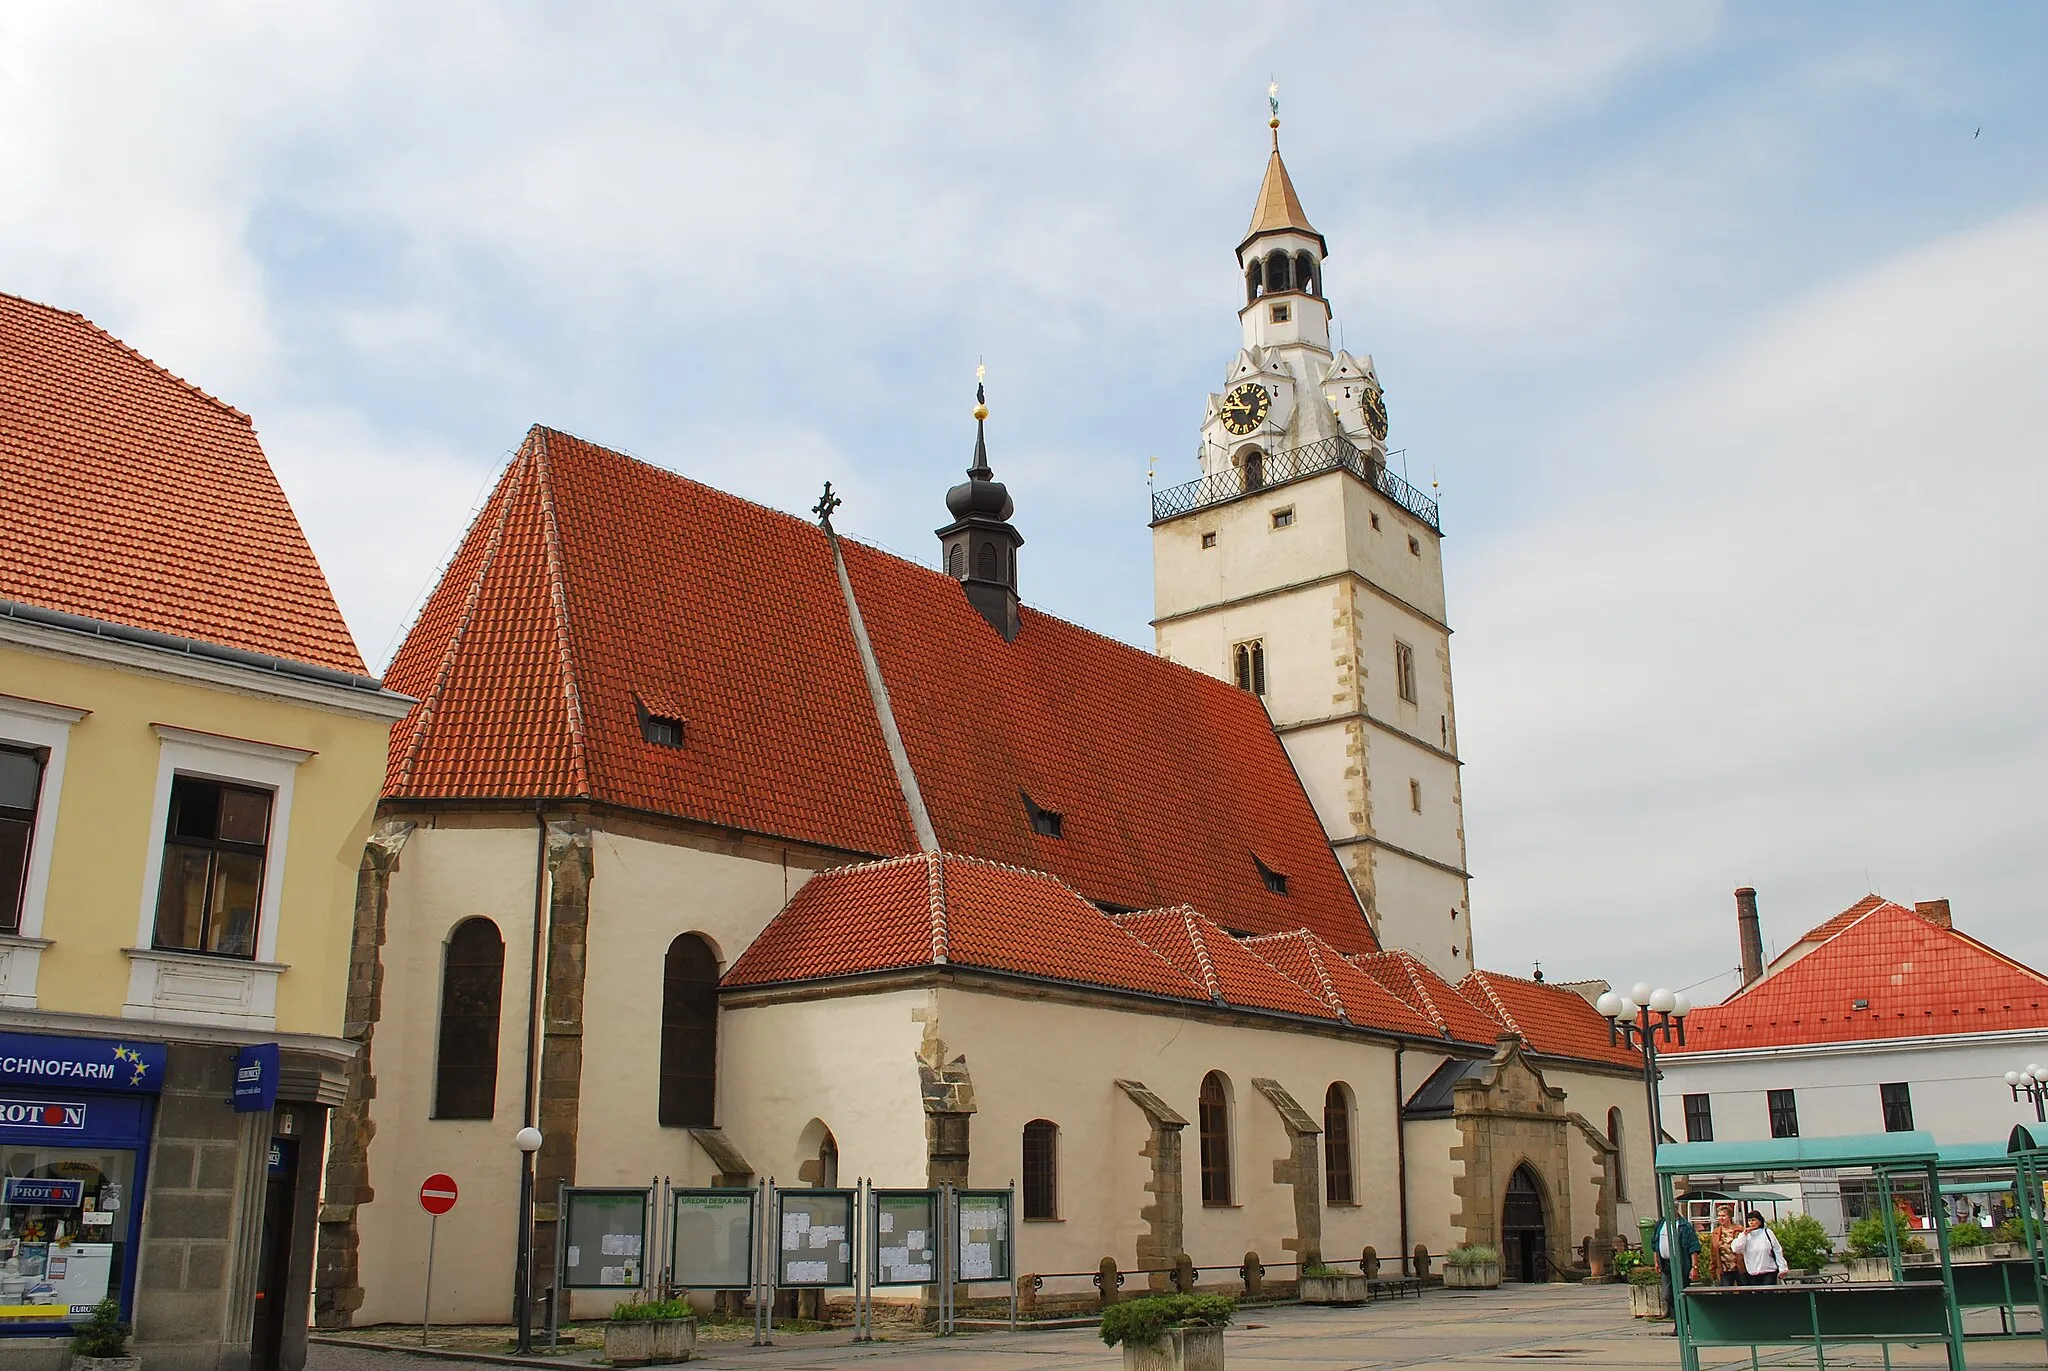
(1233, 641, 1266, 696)
(636, 699, 685, 748)
(1683, 1093, 1713, 1142)
(659, 933, 720, 1127)
(977, 541, 999, 580)
(1880, 1082, 1914, 1132)
(948, 542, 965, 577)
(1253, 854, 1288, 896)
(1409, 778, 1422, 813)
(1271, 507, 1294, 529)
(1199, 1072, 1233, 1206)
(152, 776, 272, 959)
(0, 746, 43, 935)
(433, 917, 505, 1119)
(1324, 1084, 1356, 1205)
(1022, 1119, 1059, 1219)
(1022, 791, 1064, 839)
(1200, 532, 1217, 549)
(1768, 1089, 1799, 1139)
(1269, 302, 1290, 323)
(1395, 641, 1418, 704)
(1607, 1107, 1627, 1201)
(1408, 536, 1421, 556)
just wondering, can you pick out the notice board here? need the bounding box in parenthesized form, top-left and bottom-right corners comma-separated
(671, 1189, 755, 1290)
(870, 1190, 937, 1286)
(776, 1189, 854, 1288)
(560, 1187, 649, 1290)
(954, 1190, 1012, 1283)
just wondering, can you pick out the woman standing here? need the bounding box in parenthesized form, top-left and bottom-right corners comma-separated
(1732, 1211, 1787, 1286)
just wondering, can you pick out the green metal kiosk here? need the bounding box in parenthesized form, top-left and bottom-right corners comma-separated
(1883, 1128, 2047, 1356)
(1658, 1131, 1967, 1371)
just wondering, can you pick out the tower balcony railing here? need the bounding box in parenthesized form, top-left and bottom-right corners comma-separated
(1150, 434, 1442, 534)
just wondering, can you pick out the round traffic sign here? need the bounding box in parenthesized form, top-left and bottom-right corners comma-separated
(419, 1174, 459, 1215)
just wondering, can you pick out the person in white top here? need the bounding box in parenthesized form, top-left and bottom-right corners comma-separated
(1731, 1211, 1787, 1286)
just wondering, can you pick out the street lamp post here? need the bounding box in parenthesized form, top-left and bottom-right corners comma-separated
(1596, 983, 1693, 1229)
(2006, 1066, 2048, 1123)
(513, 1125, 544, 1354)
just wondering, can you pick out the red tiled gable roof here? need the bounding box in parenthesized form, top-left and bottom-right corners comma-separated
(383, 428, 919, 854)
(838, 538, 1373, 949)
(384, 427, 1375, 945)
(1117, 907, 1339, 1019)
(1353, 949, 1504, 1046)
(1459, 970, 1640, 1068)
(1243, 930, 1444, 1038)
(1669, 901, 2048, 1052)
(0, 291, 364, 673)
(723, 852, 1206, 1001)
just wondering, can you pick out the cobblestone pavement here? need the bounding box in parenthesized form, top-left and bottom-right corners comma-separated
(308, 1283, 2048, 1371)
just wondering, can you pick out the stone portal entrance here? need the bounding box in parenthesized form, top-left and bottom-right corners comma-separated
(1501, 1164, 1548, 1282)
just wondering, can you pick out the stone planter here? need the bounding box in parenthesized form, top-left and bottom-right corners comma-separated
(1123, 1325, 1225, 1371)
(1628, 1280, 1668, 1319)
(604, 1317, 696, 1366)
(1443, 1261, 1500, 1290)
(1845, 1257, 1892, 1283)
(1988, 1242, 2016, 1260)
(1298, 1273, 1368, 1305)
(72, 1358, 142, 1371)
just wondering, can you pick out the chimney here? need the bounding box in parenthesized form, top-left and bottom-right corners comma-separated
(1735, 887, 1765, 987)
(1914, 898, 1952, 929)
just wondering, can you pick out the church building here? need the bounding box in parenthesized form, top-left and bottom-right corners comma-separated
(313, 122, 1653, 1329)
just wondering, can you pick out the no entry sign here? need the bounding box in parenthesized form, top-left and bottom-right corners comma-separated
(420, 1174, 459, 1215)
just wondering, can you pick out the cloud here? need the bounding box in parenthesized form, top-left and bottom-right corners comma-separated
(1459, 204, 2048, 990)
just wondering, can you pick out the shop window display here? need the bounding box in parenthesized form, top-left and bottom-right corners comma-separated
(0, 1145, 135, 1321)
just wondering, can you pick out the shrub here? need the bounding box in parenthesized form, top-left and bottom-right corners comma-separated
(1771, 1215, 1833, 1273)
(1299, 1264, 1344, 1278)
(1444, 1244, 1499, 1267)
(1626, 1264, 1662, 1287)
(1949, 1222, 1990, 1250)
(609, 1298, 694, 1321)
(1902, 1234, 1929, 1256)
(1098, 1294, 1235, 1347)
(1996, 1216, 2027, 1244)
(1611, 1247, 1648, 1279)
(1846, 1215, 1892, 1259)
(70, 1299, 128, 1359)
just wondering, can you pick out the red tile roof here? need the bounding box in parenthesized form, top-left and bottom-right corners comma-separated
(723, 853, 1206, 1001)
(1669, 900, 2048, 1052)
(1116, 907, 1339, 1019)
(1353, 949, 1505, 1047)
(385, 427, 1375, 945)
(1459, 970, 1641, 1068)
(1242, 930, 1444, 1038)
(0, 292, 365, 673)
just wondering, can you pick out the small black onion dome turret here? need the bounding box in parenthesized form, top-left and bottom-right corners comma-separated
(945, 381, 1014, 520)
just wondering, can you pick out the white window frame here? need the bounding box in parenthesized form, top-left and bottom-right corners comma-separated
(0, 693, 90, 1008)
(124, 724, 311, 1028)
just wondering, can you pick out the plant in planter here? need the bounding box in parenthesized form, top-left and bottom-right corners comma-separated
(1626, 1264, 1668, 1318)
(1610, 1246, 1648, 1282)
(1296, 1264, 1367, 1306)
(604, 1297, 697, 1366)
(1100, 1294, 1234, 1371)
(1441, 1245, 1501, 1290)
(1948, 1222, 1990, 1258)
(70, 1298, 138, 1371)
(1770, 1215, 1834, 1274)
(1843, 1215, 1895, 1280)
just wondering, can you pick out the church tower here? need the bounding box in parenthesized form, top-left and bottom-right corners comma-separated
(1151, 103, 1473, 978)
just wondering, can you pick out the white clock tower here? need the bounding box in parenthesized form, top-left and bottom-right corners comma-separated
(1152, 111, 1474, 978)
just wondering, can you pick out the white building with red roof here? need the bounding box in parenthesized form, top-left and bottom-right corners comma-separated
(1660, 890, 2048, 1232)
(316, 127, 1657, 1328)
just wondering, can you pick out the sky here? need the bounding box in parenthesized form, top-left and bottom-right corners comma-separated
(3, 2, 2043, 1002)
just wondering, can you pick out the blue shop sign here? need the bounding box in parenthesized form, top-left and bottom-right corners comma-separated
(2, 1177, 83, 1207)
(0, 1032, 166, 1094)
(232, 1043, 279, 1113)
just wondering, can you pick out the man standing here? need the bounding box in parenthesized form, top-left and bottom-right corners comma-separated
(1656, 1211, 1701, 1331)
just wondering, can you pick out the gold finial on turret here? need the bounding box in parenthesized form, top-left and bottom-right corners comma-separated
(1268, 80, 1281, 136)
(974, 361, 989, 420)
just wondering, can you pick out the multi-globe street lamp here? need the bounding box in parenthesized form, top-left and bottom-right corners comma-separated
(1596, 983, 1693, 1230)
(2006, 1065, 2048, 1123)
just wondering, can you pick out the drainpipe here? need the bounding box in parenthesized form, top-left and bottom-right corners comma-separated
(514, 800, 548, 1326)
(1394, 1045, 1410, 1275)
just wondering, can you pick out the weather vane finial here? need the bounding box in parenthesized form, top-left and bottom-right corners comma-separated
(812, 480, 842, 531)
(974, 360, 988, 420)
(1268, 80, 1280, 143)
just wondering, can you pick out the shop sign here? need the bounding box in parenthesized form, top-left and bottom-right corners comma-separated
(0, 1032, 166, 1094)
(232, 1043, 280, 1113)
(0, 1099, 86, 1132)
(2, 1178, 83, 1207)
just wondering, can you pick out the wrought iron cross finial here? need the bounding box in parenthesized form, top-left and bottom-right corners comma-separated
(813, 481, 842, 530)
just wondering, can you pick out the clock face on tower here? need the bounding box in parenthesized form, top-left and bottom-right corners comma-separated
(1219, 382, 1270, 436)
(1362, 380, 1389, 442)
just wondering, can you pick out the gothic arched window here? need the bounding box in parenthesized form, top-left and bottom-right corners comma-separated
(977, 541, 999, 581)
(1324, 1083, 1356, 1205)
(1022, 1119, 1059, 1219)
(947, 542, 965, 578)
(433, 917, 505, 1120)
(1246, 259, 1264, 302)
(658, 933, 720, 1127)
(1297, 251, 1318, 297)
(1199, 1071, 1233, 1206)
(1266, 250, 1291, 293)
